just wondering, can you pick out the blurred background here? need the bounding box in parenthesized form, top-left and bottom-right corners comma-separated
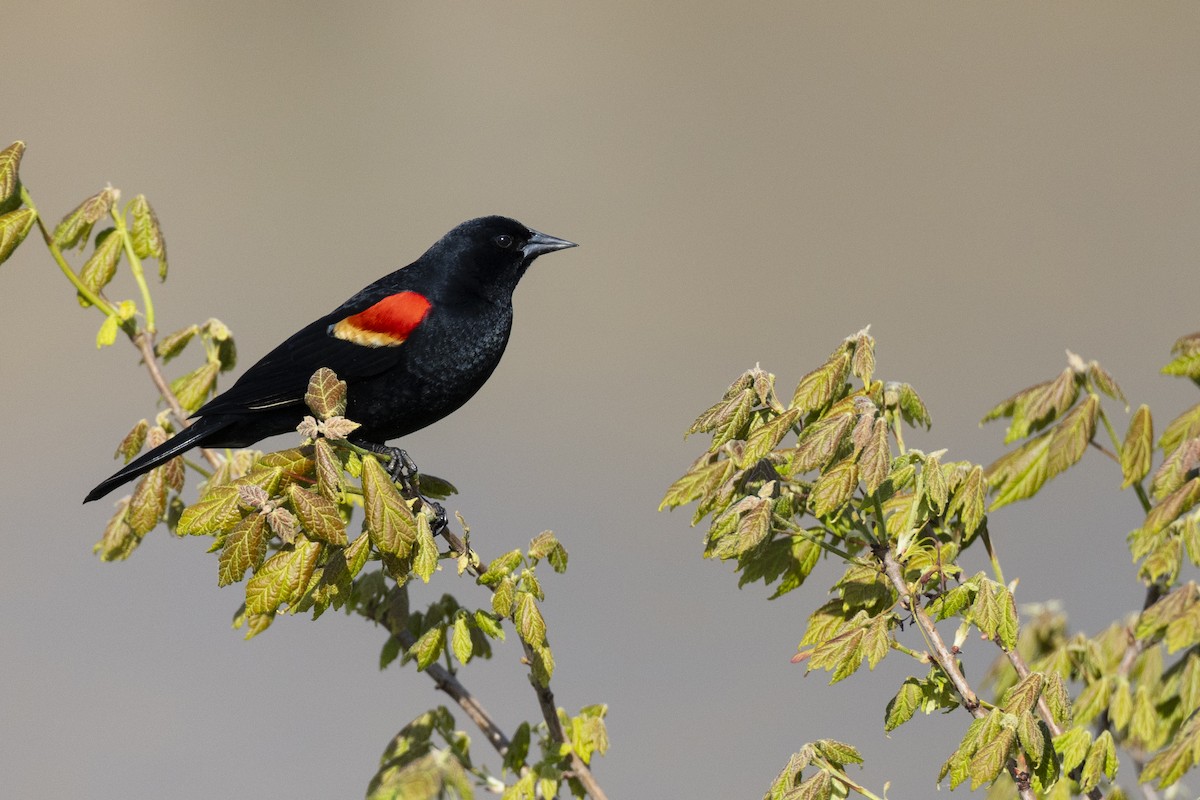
(3, 3, 1198, 797)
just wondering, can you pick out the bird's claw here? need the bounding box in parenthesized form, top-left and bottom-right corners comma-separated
(370, 445, 447, 534)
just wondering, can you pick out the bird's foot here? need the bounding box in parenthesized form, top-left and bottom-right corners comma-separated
(351, 440, 447, 534)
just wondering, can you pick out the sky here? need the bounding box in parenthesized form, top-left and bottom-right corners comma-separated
(3, 3, 1199, 798)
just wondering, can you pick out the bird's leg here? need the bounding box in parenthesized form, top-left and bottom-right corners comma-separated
(350, 439, 446, 532)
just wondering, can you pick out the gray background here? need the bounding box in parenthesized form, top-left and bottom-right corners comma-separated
(3, 3, 1198, 797)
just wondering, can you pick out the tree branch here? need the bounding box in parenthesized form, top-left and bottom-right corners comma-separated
(131, 330, 220, 469)
(880, 548, 1036, 800)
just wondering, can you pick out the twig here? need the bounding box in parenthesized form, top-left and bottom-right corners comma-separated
(520, 637, 609, 800)
(131, 331, 220, 469)
(393, 629, 512, 757)
(425, 521, 609, 800)
(880, 548, 1036, 800)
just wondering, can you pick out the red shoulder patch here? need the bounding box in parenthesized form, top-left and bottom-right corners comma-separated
(330, 291, 432, 347)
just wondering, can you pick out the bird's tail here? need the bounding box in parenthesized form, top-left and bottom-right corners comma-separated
(84, 416, 232, 503)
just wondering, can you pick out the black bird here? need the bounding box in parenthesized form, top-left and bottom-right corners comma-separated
(85, 216, 576, 503)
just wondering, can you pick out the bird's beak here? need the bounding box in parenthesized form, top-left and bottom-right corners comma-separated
(523, 229, 578, 259)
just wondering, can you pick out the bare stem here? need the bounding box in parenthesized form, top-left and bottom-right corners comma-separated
(131, 332, 221, 469)
(880, 548, 1038, 799)
(426, 522, 608, 799)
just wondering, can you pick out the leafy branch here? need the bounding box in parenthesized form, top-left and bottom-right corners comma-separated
(664, 326, 1200, 797)
(3, 141, 607, 799)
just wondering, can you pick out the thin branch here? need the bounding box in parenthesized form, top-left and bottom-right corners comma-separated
(131, 331, 220, 469)
(429, 521, 609, 800)
(880, 548, 1037, 800)
(394, 629, 512, 757)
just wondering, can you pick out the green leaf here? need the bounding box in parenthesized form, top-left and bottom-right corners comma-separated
(1073, 676, 1112, 726)
(127, 468, 167, 535)
(1016, 711, 1045, 767)
(1042, 672, 1072, 729)
(94, 313, 120, 349)
(948, 464, 986, 534)
(78, 228, 123, 306)
(128, 194, 167, 279)
(245, 536, 321, 616)
(413, 513, 438, 583)
(304, 367, 347, 419)
(1000, 672, 1044, 716)
(1122, 404, 1154, 489)
(407, 625, 445, 671)
(971, 579, 1018, 650)
(93, 499, 140, 561)
(809, 458, 858, 518)
(0, 141, 25, 205)
(155, 325, 198, 363)
(792, 347, 851, 414)
(312, 438, 343, 501)
(858, 417, 891, 496)
(850, 328, 875, 384)
(451, 614, 473, 664)
(884, 677, 923, 731)
(1142, 709, 1200, 787)
(362, 456, 417, 558)
(0, 207, 36, 266)
(286, 484, 347, 545)
(923, 452, 948, 513)
(1078, 730, 1117, 793)
(178, 484, 241, 535)
(1160, 402, 1200, 457)
(792, 410, 854, 474)
(218, 513, 268, 586)
(514, 591, 546, 646)
(379, 635, 402, 670)
(742, 407, 800, 465)
(53, 187, 116, 250)
(492, 576, 515, 617)
(1053, 726, 1091, 775)
(170, 360, 220, 413)
(896, 382, 931, 429)
(968, 726, 1016, 789)
(1142, 478, 1200, 536)
(1150, 437, 1200, 501)
(115, 419, 149, 463)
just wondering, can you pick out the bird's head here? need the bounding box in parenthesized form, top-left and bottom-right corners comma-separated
(432, 216, 577, 302)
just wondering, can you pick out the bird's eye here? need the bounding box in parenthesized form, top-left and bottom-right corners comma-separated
(493, 234, 514, 249)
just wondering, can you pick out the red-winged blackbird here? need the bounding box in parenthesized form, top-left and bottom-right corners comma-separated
(85, 216, 576, 503)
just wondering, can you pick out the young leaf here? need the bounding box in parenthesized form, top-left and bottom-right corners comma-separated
(0, 141, 25, 205)
(451, 615, 473, 664)
(514, 591, 546, 646)
(128, 194, 168, 279)
(1122, 404, 1154, 488)
(170, 360, 220, 413)
(127, 467, 168, 535)
(304, 367, 347, 420)
(244, 536, 321, 616)
(407, 625, 445, 671)
(792, 348, 851, 414)
(78, 228, 123, 305)
(809, 458, 858, 518)
(884, 677, 923, 731)
(0, 207, 37, 266)
(413, 513, 438, 583)
(53, 187, 116, 250)
(858, 417, 891, 495)
(155, 325, 198, 363)
(286, 484, 347, 546)
(218, 514, 268, 586)
(362, 456, 417, 558)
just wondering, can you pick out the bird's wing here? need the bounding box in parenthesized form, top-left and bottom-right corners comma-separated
(194, 290, 432, 417)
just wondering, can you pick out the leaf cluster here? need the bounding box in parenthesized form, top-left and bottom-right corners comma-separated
(666, 329, 1200, 797)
